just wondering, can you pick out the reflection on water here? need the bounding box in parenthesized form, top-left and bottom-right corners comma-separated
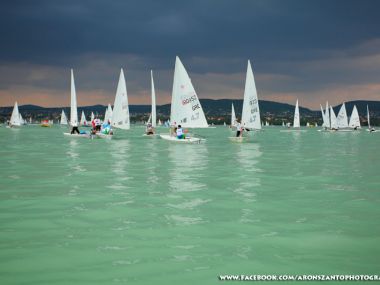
(66, 139, 85, 195)
(234, 142, 262, 223)
(142, 139, 159, 187)
(166, 144, 209, 225)
(108, 139, 131, 194)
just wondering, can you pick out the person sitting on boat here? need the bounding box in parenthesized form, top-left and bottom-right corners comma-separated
(146, 123, 155, 135)
(235, 120, 243, 137)
(94, 118, 101, 132)
(176, 125, 185, 139)
(101, 122, 113, 135)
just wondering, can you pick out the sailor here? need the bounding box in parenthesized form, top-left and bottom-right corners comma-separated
(70, 121, 80, 134)
(235, 120, 243, 137)
(176, 124, 185, 139)
(146, 123, 154, 135)
(94, 117, 101, 132)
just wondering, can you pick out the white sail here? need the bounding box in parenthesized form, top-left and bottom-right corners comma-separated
(158, 119, 162, 126)
(80, 111, 87, 126)
(60, 110, 68, 125)
(349, 105, 360, 128)
(104, 108, 109, 123)
(70, 69, 78, 127)
(147, 114, 152, 124)
(19, 113, 24, 125)
(231, 103, 236, 126)
(170, 56, 208, 128)
(151, 70, 157, 127)
(90, 112, 95, 122)
(367, 105, 371, 128)
(107, 104, 113, 123)
(330, 106, 338, 129)
(241, 60, 261, 130)
(337, 102, 349, 128)
(111, 68, 130, 130)
(293, 99, 300, 128)
(282, 121, 285, 127)
(325, 101, 330, 128)
(10, 101, 21, 126)
(320, 104, 326, 127)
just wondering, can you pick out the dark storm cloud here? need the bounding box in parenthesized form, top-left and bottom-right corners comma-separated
(1, 0, 380, 108)
(2, 0, 380, 68)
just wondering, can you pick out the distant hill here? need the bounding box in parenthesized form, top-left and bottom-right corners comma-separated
(1, 99, 379, 124)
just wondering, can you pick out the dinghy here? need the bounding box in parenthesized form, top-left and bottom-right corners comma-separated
(231, 103, 236, 127)
(366, 105, 377, 132)
(280, 99, 306, 132)
(144, 70, 157, 136)
(64, 69, 90, 138)
(241, 60, 262, 133)
(80, 111, 90, 127)
(336, 102, 351, 131)
(348, 105, 361, 130)
(160, 56, 208, 143)
(60, 110, 68, 125)
(8, 101, 21, 128)
(111, 68, 130, 131)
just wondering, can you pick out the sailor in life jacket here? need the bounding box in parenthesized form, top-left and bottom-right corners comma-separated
(176, 125, 185, 139)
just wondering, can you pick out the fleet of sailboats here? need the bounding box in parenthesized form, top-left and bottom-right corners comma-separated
(4, 62, 378, 139)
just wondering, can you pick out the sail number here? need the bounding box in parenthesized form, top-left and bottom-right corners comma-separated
(182, 95, 197, 105)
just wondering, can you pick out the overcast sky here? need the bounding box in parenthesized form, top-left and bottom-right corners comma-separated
(1, 0, 380, 109)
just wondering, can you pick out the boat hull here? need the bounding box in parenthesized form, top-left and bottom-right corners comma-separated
(63, 132, 90, 138)
(160, 134, 203, 143)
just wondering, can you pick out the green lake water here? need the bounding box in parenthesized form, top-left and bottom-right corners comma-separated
(0, 125, 379, 284)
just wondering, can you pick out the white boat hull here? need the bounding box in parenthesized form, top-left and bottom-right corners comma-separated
(63, 132, 90, 138)
(160, 134, 203, 143)
(95, 133, 113, 139)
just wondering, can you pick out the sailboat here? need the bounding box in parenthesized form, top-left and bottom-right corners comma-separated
(348, 105, 361, 130)
(64, 69, 90, 138)
(231, 103, 236, 127)
(293, 99, 300, 128)
(80, 111, 89, 127)
(366, 105, 377, 132)
(158, 119, 162, 126)
(110, 68, 130, 133)
(336, 102, 349, 130)
(160, 56, 208, 143)
(60, 110, 68, 125)
(319, 101, 331, 132)
(8, 101, 21, 128)
(145, 70, 157, 136)
(90, 112, 95, 122)
(103, 104, 113, 124)
(281, 99, 306, 132)
(330, 106, 338, 131)
(241, 60, 261, 131)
